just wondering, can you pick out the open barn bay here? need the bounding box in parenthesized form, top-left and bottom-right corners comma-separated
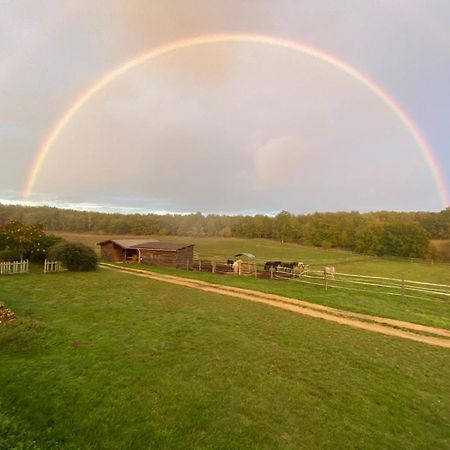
(1, 269, 449, 449)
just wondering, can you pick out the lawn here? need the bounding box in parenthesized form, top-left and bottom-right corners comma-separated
(1, 269, 449, 449)
(118, 262, 450, 331)
(49, 232, 450, 329)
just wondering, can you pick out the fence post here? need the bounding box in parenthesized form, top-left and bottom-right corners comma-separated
(254, 263, 257, 278)
(270, 267, 274, 280)
(198, 258, 202, 272)
(212, 259, 216, 274)
(401, 274, 405, 297)
(325, 273, 328, 291)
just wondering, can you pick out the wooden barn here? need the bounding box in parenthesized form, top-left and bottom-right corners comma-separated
(97, 239, 194, 269)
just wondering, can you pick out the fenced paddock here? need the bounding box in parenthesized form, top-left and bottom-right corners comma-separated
(298, 269, 450, 300)
(192, 255, 450, 302)
(0, 260, 29, 275)
(196, 256, 257, 276)
(44, 259, 66, 273)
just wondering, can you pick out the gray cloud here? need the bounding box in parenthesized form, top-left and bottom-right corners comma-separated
(1, 0, 449, 213)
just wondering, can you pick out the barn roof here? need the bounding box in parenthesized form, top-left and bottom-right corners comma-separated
(131, 242, 193, 251)
(97, 239, 192, 251)
(97, 239, 159, 249)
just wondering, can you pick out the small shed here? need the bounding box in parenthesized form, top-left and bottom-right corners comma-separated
(97, 239, 194, 269)
(97, 239, 159, 262)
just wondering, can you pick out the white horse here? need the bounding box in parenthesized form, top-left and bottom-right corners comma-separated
(232, 259, 242, 275)
(324, 266, 335, 279)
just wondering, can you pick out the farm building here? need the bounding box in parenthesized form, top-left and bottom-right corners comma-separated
(97, 239, 194, 269)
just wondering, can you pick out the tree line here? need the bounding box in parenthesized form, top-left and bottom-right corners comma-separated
(1, 204, 449, 260)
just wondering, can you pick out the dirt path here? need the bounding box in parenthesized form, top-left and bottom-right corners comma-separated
(100, 263, 450, 349)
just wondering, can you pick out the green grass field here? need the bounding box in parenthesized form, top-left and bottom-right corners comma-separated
(117, 262, 450, 331)
(1, 269, 449, 449)
(53, 232, 450, 330)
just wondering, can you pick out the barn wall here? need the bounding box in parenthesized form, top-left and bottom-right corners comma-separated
(176, 246, 194, 269)
(140, 250, 177, 267)
(100, 243, 123, 262)
(140, 246, 194, 268)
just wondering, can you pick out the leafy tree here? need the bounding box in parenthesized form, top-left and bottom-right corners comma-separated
(354, 222, 385, 255)
(0, 221, 47, 259)
(380, 222, 429, 258)
(274, 211, 294, 242)
(48, 241, 98, 271)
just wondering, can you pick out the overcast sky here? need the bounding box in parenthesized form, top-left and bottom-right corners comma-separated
(1, 0, 449, 215)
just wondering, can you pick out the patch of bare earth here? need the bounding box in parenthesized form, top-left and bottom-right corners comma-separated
(100, 264, 450, 349)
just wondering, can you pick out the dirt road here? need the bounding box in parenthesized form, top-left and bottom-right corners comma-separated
(100, 263, 450, 349)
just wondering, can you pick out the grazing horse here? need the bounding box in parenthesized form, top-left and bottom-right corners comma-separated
(280, 262, 297, 270)
(324, 266, 336, 279)
(264, 261, 282, 271)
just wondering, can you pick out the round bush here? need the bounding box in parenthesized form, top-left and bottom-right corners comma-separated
(48, 241, 98, 271)
(0, 249, 22, 262)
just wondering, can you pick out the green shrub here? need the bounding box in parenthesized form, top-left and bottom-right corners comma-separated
(0, 249, 22, 262)
(48, 241, 97, 271)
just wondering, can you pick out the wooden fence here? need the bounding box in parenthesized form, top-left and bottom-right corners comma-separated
(196, 258, 257, 277)
(44, 259, 66, 273)
(0, 260, 29, 275)
(298, 270, 450, 299)
(192, 255, 450, 301)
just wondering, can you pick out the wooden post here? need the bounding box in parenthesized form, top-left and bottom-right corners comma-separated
(238, 261, 242, 276)
(198, 258, 202, 272)
(254, 263, 257, 278)
(270, 267, 274, 280)
(212, 259, 216, 274)
(138, 249, 141, 264)
(325, 273, 328, 291)
(401, 274, 405, 297)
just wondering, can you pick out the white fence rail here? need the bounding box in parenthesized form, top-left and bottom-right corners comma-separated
(44, 259, 66, 273)
(193, 256, 450, 301)
(0, 260, 29, 275)
(300, 270, 450, 299)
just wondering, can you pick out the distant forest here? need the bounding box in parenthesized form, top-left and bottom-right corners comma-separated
(1, 204, 449, 260)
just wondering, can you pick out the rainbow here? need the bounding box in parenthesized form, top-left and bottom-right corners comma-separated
(23, 33, 449, 207)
